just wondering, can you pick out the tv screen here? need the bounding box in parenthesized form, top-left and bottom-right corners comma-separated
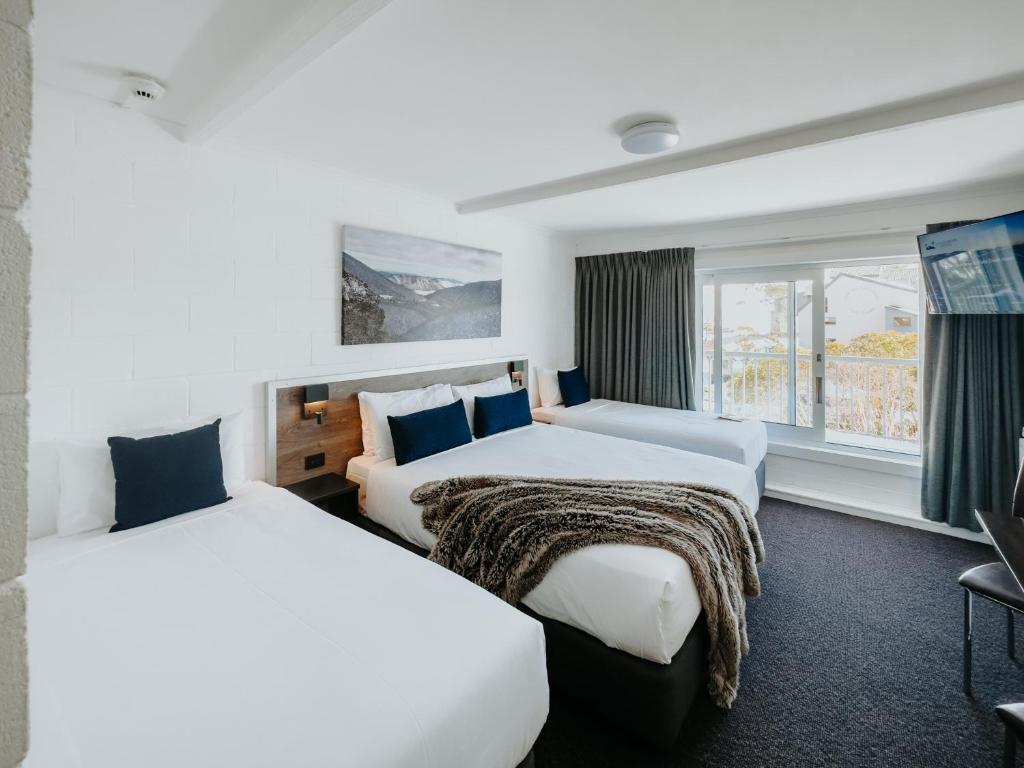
(917, 210, 1024, 314)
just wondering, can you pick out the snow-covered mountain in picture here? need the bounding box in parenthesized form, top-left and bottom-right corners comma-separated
(341, 226, 502, 345)
(379, 272, 463, 295)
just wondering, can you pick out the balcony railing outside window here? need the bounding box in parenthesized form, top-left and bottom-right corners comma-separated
(702, 351, 919, 454)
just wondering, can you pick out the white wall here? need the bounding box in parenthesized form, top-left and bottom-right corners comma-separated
(27, 84, 574, 539)
(566, 176, 1024, 263)
(766, 450, 921, 518)
(0, 0, 31, 763)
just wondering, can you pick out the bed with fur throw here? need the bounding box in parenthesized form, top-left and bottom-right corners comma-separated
(410, 475, 763, 708)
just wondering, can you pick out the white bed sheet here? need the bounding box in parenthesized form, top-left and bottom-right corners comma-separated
(347, 453, 379, 484)
(347, 453, 380, 509)
(348, 450, 380, 512)
(359, 424, 759, 664)
(532, 399, 768, 469)
(25, 482, 547, 768)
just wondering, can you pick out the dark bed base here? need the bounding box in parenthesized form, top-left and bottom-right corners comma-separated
(346, 511, 709, 748)
(524, 606, 708, 748)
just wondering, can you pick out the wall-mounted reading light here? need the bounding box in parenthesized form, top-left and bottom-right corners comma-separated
(303, 384, 329, 426)
(509, 360, 525, 390)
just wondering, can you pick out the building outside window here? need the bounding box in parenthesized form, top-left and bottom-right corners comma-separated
(700, 260, 923, 455)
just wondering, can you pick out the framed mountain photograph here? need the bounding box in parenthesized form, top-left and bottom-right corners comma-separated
(341, 226, 502, 345)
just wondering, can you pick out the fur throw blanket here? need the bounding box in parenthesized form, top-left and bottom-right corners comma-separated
(411, 475, 764, 708)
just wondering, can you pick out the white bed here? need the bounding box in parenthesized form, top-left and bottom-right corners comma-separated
(347, 424, 759, 665)
(25, 482, 547, 768)
(531, 399, 768, 471)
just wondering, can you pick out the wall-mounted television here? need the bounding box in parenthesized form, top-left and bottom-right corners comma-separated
(917, 210, 1024, 314)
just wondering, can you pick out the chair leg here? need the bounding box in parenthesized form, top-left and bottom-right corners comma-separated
(963, 589, 973, 695)
(1006, 725, 1016, 768)
(1010, 608, 1017, 661)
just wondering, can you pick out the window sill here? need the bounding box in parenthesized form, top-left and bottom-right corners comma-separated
(767, 439, 922, 478)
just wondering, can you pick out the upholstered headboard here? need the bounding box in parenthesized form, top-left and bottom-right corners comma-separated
(266, 358, 528, 486)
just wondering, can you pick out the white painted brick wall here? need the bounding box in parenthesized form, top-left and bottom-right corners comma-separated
(0, 1, 31, 764)
(189, 295, 279, 334)
(72, 292, 189, 335)
(30, 335, 133, 385)
(133, 334, 234, 380)
(27, 85, 575, 539)
(69, 380, 190, 436)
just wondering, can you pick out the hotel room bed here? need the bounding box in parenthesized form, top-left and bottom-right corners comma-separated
(26, 482, 547, 768)
(346, 423, 759, 744)
(349, 423, 758, 664)
(531, 399, 768, 494)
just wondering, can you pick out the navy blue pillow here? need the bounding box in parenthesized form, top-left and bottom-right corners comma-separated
(108, 419, 228, 533)
(558, 367, 591, 407)
(474, 388, 532, 438)
(387, 399, 472, 466)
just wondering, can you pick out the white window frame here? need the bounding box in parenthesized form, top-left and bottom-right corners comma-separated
(696, 255, 924, 459)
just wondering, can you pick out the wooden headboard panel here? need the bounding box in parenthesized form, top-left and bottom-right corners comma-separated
(269, 359, 527, 486)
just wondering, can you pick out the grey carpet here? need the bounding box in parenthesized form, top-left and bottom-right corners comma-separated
(533, 497, 1023, 767)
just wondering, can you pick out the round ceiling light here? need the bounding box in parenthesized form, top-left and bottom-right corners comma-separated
(620, 121, 679, 155)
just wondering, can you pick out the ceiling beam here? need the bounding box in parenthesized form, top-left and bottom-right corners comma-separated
(183, 0, 393, 143)
(455, 73, 1024, 215)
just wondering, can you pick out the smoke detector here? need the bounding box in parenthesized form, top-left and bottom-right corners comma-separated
(620, 121, 679, 155)
(121, 75, 166, 110)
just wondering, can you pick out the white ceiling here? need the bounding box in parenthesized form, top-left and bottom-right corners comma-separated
(33, 0, 324, 124)
(500, 102, 1024, 233)
(34, 0, 224, 117)
(33, 0, 1024, 232)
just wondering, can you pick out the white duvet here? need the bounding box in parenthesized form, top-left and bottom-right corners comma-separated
(532, 399, 768, 469)
(354, 424, 759, 665)
(25, 483, 547, 768)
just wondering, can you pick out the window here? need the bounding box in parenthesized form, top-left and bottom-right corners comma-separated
(700, 260, 923, 455)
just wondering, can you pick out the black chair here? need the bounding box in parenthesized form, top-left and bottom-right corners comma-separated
(998, 703, 1024, 768)
(960, 562, 1024, 694)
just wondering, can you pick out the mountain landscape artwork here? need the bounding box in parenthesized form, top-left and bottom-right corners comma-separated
(341, 226, 502, 344)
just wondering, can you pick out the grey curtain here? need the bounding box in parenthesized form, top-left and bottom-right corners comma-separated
(575, 248, 697, 410)
(921, 221, 1024, 530)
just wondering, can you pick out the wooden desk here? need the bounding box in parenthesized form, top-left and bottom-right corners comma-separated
(976, 509, 1024, 593)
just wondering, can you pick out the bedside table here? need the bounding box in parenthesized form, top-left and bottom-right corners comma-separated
(284, 473, 359, 522)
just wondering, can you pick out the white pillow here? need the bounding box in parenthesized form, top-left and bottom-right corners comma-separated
(56, 440, 117, 537)
(358, 388, 413, 456)
(452, 375, 513, 432)
(358, 396, 374, 457)
(215, 411, 247, 493)
(536, 368, 563, 408)
(358, 384, 447, 456)
(56, 412, 246, 537)
(358, 384, 455, 460)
